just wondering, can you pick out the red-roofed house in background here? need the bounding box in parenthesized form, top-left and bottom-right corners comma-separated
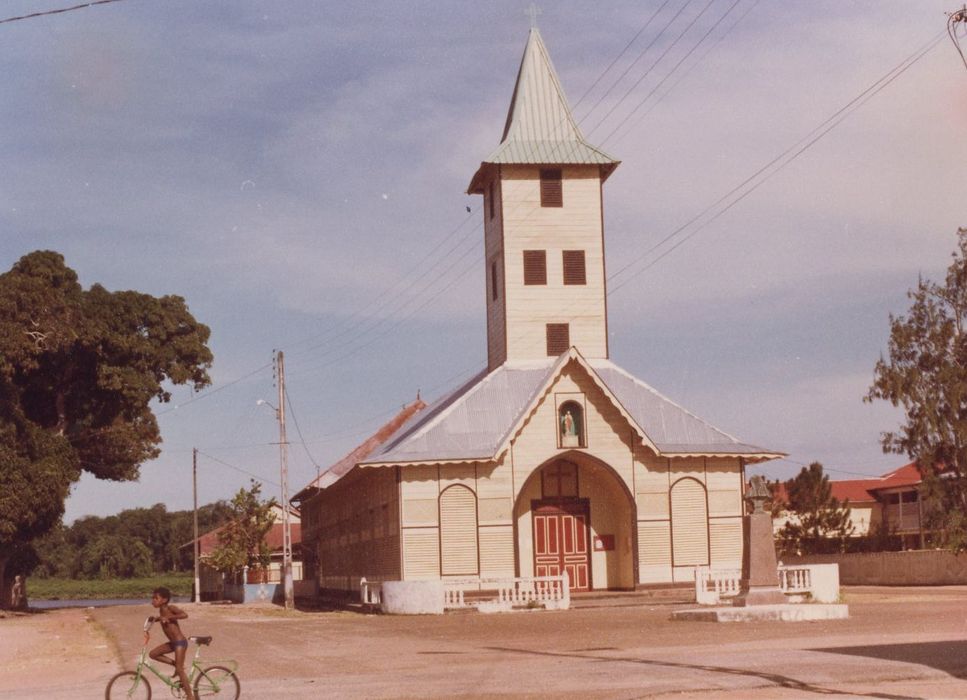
(774, 463, 925, 550)
(187, 503, 303, 601)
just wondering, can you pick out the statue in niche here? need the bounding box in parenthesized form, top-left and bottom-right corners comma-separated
(560, 405, 581, 447)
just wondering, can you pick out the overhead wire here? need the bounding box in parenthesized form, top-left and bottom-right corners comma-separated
(585, 0, 715, 139)
(606, 30, 947, 295)
(196, 449, 280, 488)
(949, 5, 967, 70)
(571, 0, 675, 113)
(611, 0, 761, 142)
(0, 0, 125, 25)
(597, 0, 743, 144)
(574, 0, 689, 126)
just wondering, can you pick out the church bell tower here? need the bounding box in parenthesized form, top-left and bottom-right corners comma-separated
(468, 28, 620, 371)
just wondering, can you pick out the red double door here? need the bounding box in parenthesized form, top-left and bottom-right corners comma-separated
(532, 502, 590, 591)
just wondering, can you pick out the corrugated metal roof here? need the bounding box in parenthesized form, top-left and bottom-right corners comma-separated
(468, 29, 618, 193)
(361, 364, 551, 466)
(292, 398, 427, 498)
(356, 354, 782, 472)
(589, 360, 775, 456)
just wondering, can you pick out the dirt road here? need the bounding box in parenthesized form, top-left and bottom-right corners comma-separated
(4, 587, 967, 698)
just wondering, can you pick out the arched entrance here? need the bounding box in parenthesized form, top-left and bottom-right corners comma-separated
(514, 454, 636, 591)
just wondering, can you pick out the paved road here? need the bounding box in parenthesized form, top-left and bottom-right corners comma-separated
(8, 587, 967, 698)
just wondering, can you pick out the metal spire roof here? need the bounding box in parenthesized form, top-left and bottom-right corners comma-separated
(468, 29, 619, 193)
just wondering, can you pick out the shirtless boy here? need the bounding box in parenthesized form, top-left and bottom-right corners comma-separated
(145, 586, 194, 700)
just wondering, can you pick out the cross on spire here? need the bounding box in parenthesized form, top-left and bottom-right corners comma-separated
(524, 3, 542, 29)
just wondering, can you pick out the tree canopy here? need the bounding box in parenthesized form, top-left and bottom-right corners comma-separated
(775, 462, 854, 556)
(866, 228, 967, 550)
(209, 482, 277, 578)
(0, 251, 213, 598)
(33, 501, 234, 579)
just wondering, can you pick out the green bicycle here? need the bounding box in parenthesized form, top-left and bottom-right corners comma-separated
(104, 617, 240, 699)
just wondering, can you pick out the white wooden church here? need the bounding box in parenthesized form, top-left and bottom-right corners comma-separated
(295, 27, 782, 593)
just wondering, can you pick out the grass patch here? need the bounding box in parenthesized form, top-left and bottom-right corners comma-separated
(28, 573, 193, 600)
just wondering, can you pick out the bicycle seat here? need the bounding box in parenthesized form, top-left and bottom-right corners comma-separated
(190, 636, 213, 646)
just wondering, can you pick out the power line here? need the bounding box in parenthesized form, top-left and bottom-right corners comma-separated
(0, 0, 126, 25)
(585, 0, 715, 139)
(196, 449, 280, 488)
(607, 30, 946, 295)
(949, 5, 967, 70)
(156, 363, 274, 417)
(572, 0, 677, 116)
(598, 0, 744, 145)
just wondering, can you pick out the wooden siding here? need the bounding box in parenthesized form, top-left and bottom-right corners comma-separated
(479, 526, 515, 576)
(638, 520, 672, 583)
(498, 165, 607, 362)
(402, 529, 440, 579)
(308, 467, 402, 592)
(440, 486, 479, 575)
(484, 173, 506, 370)
(709, 518, 743, 567)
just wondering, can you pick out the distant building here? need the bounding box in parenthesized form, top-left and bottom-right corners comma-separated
(187, 503, 303, 600)
(773, 463, 925, 549)
(294, 27, 783, 594)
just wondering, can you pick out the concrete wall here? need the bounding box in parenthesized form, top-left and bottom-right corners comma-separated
(785, 550, 967, 586)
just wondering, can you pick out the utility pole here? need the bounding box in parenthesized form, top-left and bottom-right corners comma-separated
(193, 448, 200, 604)
(276, 350, 295, 610)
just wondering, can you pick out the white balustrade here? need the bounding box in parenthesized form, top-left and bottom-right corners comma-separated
(442, 573, 571, 612)
(359, 577, 382, 606)
(694, 564, 836, 605)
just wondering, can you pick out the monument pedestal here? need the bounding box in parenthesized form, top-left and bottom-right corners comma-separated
(732, 509, 786, 607)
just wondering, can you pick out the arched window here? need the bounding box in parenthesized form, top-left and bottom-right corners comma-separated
(439, 485, 479, 576)
(558, 401, 585, 448)
(670, 478, 710, 567)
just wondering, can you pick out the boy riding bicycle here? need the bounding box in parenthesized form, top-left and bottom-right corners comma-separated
(145, 586, 195, 700)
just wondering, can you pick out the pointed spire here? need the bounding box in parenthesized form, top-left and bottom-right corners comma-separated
(469, 28, 619, 193)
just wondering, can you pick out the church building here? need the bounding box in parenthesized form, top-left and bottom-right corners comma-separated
(294, 27, 782, 593)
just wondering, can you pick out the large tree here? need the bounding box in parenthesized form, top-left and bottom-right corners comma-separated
(776, 462, 854, 556)
(866, 227, 967, 550)
(0, 251, 212, 603)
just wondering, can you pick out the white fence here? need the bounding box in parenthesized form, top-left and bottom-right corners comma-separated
(695, 564, 839, 605)
(360, 574, 570, 613)
(443, 574, 570, 612)
(359, 577, 382, 606)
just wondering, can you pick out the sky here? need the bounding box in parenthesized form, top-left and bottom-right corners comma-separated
(1, 0, 964, 522)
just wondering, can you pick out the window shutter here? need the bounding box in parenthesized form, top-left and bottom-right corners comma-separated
(440, 486, 479, 576)
(671, 479, 709, 567)
(562, 250, 586, 285)
(523, 250, 547, 285)
(540, 169, 563, 207)
(546, 323, 570, 355)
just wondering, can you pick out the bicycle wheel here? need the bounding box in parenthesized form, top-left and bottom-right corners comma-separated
(105, 670, 152, 699)
(193, 665, 240, 699)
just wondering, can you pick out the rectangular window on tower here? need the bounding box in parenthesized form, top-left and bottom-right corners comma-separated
(523, 250, 547, 285)
(540, 169, 563, 207)
(488, 181, 495, 219)
(562, 250, 586, 285)
(546, 323, 570, 355)
(490, 259, 498, 301)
